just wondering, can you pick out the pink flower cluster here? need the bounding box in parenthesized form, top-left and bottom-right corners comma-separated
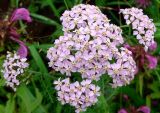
(1, 52, 29, 91)
(60, 4, 124, 46)
(47, 4, 138, 112)
(120, 7, 156, 51)
(54, 78, 100, 113)
(47, 4, 136, 87)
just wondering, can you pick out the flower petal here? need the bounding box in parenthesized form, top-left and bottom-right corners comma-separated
(137, 106, 150, 113)
(118, 108, 128, 113)
(10, 8, 32, 22)
(17, 43, 28, 58)
(145, 54, 157, 69)
(149, 41, 157, 51)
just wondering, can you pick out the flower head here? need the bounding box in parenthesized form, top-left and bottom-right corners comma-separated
(54, 78, 100, 113)
(120, 7, 156, 51)
(1, 52, 29, 91)
(47, 4, 137, 87)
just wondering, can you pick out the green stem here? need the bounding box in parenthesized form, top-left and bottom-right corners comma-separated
(47, 0, 60, 18)
(155, 70, 160, 82)
(106, 88, 119, 102)
(120, 25, 129, 28)
(64, 0, 69, 9)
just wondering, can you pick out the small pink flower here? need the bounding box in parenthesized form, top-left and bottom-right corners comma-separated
(10, 8, 32, 22)
(118, 108, 128, 113)
(137, 106, 150, 113)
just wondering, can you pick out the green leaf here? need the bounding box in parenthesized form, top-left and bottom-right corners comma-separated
(28, 45, 54, 103)
(139, 75, 143, 97)
(17, 85, 47, 113)
(107, 1, 131, 6)
(28, 45, 48, 73)
(56, 102, 62, 113)
(0, 105, 5, 113)
(34, 44, 53, 52)
(121, 86, 145, 106)
(146, 95, 151, 108)
(5, 94, 15, 113)
(0, 79, 6, 87)
(46, 0, 60, 18)
(30, 88, 43, 112)
(30, 13, 60, 27)
(150, 92, 160, 99)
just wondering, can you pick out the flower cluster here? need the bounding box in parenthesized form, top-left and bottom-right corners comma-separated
(120, 7, 156, 51)
(54, 78, 100, 113)
(47, 4, 136, 87)
(60, 4, 124, 46)
(1, 52, 29, 91)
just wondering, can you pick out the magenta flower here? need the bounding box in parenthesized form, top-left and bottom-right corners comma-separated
(137, 106, 150, 113)
(149, 41, 157, 51)
(17, 43, 28, 58)
(118, 108, 128, 113)
(7, 8, 32, 58)
(10, 8, 32, 22)
(145, 54, 157, 69)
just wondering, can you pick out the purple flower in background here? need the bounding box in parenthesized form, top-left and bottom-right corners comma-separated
(8, 8, 31, 58)
(17, 43, 28, 58)
(135, 0, 151, 8)
(10, 8, 32, 22)
(124, 44, 158, 71)
(145, 54, 157, 69)
(137, 106, 150, 113)
(149, 41, 157, 51)
(118, 108, 128, 113)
